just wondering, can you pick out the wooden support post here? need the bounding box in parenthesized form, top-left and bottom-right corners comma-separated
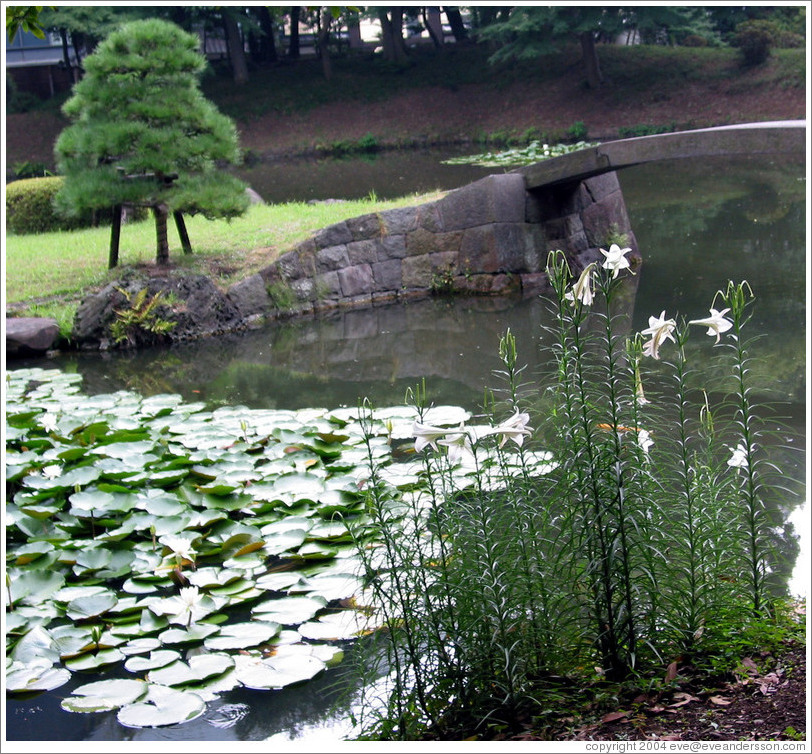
(154, 204, 170, 264)
(173, 211, 192, 255)
(109, 204, 122, 269)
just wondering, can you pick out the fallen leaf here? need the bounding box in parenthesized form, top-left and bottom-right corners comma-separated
(741, 657, 759, 673)
(601, 711, 628, 724)
(665, 660, 679, 683)
(710, 696, 731, 706)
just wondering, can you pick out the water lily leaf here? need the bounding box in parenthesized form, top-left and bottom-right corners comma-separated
(234, 652, 325, 690)
(308, 521, 353, 542)
(62, 678, 148, 712)
(158, 622, 221, 645)
(251, 595, 327, 625)
(7, 569, 66, 606)
(16, 500, 65, 520)
(137, 490, 187, 517)
(68, 489, 117, 515)
(24, 465, 101, 491)
(94, 440, 156, 459)
(203, 621, 280, 651)
(65, 590, 119, 620)
(125, 650, 182, 673)
(119, 638, 162, 656)
(298, 609, 374, 640)
(261, 528, 308, 556)
(64, 647, 125, 670)
(117, 685, 205, 728)
(292, 541, 339, 560)
(12, 541, 55, 565)
(7, 662, 71, 694)
(254, 571, 307, 593)
(147, 653, 235, 687)
(297, 572, 363, 602)
(10, 625, 59, 665)
(272, 473, 326, 503)
(72, 547, 113, 574)
(275, 641, 345, 668)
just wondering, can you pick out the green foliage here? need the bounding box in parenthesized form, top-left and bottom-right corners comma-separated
(54, 18, 249, 251)
(566, 120, 588, 141)
(618, 122, 679, 138)
(6, 176, 82, 234)
(350, 256, 800, 738)
(266, 280, 296, 311)
(109, 287, 176, 346)
(733, 19, 777, 66)
(5, 5, 52, 41)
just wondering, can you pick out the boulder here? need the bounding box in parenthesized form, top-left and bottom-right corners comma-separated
(6, 317, 60, 356)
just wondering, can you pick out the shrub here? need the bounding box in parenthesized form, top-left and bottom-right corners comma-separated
(5, 176, 80, 234)
(6, 176, 146, 235)
(733, 19, 777, 66)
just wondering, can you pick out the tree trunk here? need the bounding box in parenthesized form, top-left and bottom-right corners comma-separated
(256, 6, 278, 63)
(154, 204, 170, 264)
(423, 7, 444, 50)
(173, 211, 192, 255)
(318, 8, 332, 80)
(443, 7, 468, 42)
(288, 6, 300, 59)
(579, 30, 603, 88)
(223, 12, 249, 85)
(109, 205, 122, 269)
(379, 8, 408, 63)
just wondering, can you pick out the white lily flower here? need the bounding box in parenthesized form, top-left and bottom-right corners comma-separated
(727, 442, 749, 470)
(413, 421, 452, 453)
(599, 243, 633, 279)
(637, 429, 654, 456)
(158, 586, 212, 627)
(160, 535, 197, 564)
(564, 263, 596, 307)
(640, 310, 677, 360)
(40, 412, 58, 433)
(437, 424, 474, 465)
(40, 464, 62, 479)
(492, 409, 533, 448)
(688, 308, 733, 343)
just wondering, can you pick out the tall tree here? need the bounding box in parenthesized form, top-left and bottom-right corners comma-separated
(221, 8, 249, 85)
(378, 7, 408, 63)
(288, 5, 301, 59)
(442, 6, 468, 42)
(54, 19, 249, 267)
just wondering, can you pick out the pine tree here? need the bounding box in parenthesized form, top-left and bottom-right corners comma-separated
(54, 18, 249, 267)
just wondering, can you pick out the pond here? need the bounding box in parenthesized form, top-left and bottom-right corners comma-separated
(5, 149, 807, 743)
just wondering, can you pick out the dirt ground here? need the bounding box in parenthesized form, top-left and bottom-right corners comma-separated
(5, 57, 805, 169)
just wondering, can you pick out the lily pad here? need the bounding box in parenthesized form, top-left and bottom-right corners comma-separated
(234, 653, 325, 690)
(62, 678, 148, 712)
(124, 650, 181, 673)
(117, 685, 206, 728)
(147, 653, 235, 687)
(202, 621, 280, 651)
(6, 661, 71, 694)
(251, 595, 327, 625)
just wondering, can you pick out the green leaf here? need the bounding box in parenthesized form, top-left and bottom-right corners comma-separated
(202, 621, 280, 651)
(146, 653, 235, 687)
(117, 686, 205, 728)
(234, 652, 325, 690)
(62, 679, 148, 713)
(65, 590, 119, 620)
(6, 662, 72, 694)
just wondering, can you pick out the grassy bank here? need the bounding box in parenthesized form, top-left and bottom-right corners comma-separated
(4, 192, 442, 333)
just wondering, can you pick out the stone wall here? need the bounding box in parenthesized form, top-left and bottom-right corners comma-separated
(69, 170, 637, 349)
(226, 170, 637, 326)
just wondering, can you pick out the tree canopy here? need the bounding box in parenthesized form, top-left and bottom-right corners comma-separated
(54, 18, 249, 264)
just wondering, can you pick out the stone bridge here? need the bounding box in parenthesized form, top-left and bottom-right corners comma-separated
(59, 120, 805, 351)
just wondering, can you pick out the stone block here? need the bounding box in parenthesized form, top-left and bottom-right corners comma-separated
(275, 250, 305, 280)
(582, 192, 632, 247)
(381, 206, 419, 235)
(346, 213, 383, 240)
(291, 277, 316, 302)
(583, 171, 622, 202)
(338, 264, 375, 297)
(405, 227, 462, 257)
(438, 174, 526, 230)
(460, 224, 536, 274)
(6, 317, 60, 355)
(372, 259, 402, 291)
(315, 244, 350, 272)
(314, 270, 342, 299)
(416, 202, 443, 232)
(314, 222, 353, 247)
(347, 239, 378, 265)
(227, 274, 272, 319)
(379, 235, 407, 259)
(401, 255, 433, 289)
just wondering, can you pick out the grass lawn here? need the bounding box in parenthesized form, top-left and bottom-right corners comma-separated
(5, 191, 442, 308)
